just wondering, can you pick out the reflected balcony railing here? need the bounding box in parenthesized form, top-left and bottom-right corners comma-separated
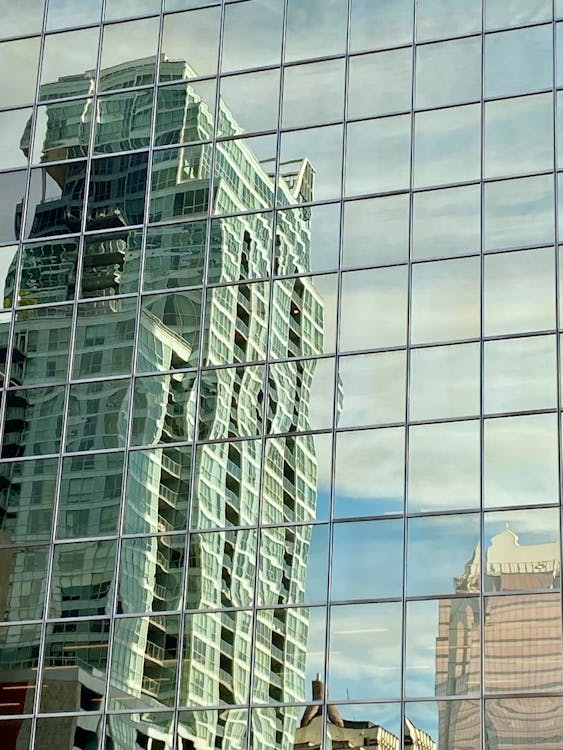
(161, 453, 183, 477)
(159, 484, 178, 508)
(141, 675, 160, 696)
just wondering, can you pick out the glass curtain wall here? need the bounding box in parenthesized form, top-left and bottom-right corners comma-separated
(0, 1, 562, 749)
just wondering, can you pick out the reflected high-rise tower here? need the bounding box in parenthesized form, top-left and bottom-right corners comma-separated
(437, 530, 562, 750)
(0, 56, 324, 750)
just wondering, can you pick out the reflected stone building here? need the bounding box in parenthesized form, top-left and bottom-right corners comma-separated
(437, 530, 562, 750)
(296, 678, 436, 750)
(0, 56, 324, 750)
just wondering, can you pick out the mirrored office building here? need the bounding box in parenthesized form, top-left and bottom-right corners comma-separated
(0, 1, 562, 749)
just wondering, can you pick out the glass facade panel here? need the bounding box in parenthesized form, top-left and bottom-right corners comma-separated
(0, 5, 562, 750)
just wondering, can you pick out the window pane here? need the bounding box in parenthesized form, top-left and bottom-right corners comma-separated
(282, 59, 345, 129)
(285, 0, 347, 62)
(332, 518, 404, 599)
(484, 413, 559, 507)
(417, 0, 481, 40)
(416, 37, 481, 109)
(348, 48, 412, 119)
(408, 420, 480, 512)
(340, 266, 408, 351)
(329, 602, 402, 699)
(0, 38, 41, 107)
(334, 427, 405, 518)
(346, 115, 411, 196)
(411, 256, 480, 344)
(484, 175, 554, 252)
(413, 185, 480, 260)
(484, 335, 557, 413)
(99, 17, 159, 91)
(414, 105, 480, 189)
(484, 93, 553, 178)
(350, 0, 414, 53)
(409, 343, 480, 421)
(406, 599, 480, 697)
(342, 195, 410, 268)
(486, 0, 551, 29)
(41, 28, 100, 92)
(221, 0, 283, 72)
(407, 514, 480, 596)
(484, 248, 556, 336)
(485, 25, 553, 98)
(338, 351, 406, 428)
(161, 6, 221, 80)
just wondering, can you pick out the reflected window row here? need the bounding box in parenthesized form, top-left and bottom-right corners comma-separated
(0, 148, 562, 254)
(6, 47, 563, 170)
(4, 2, 563, 81)
(4, 201, 555, 290)
(1, 508, 560, 624)
(3, 694, 563, 750)
(1, 592, 562, 715)
(1, 413, 562, 534)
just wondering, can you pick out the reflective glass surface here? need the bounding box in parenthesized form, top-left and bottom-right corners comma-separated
(0, 4, 561, 749)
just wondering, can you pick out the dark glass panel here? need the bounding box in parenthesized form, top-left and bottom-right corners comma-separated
(109, 614, 180, 709)
(82, 228, 142, 298)
(119, 535, 185, 614)
(40, 619, 109, 713)
(0, 624, 42, 721)
(0, 457, 58, 544)
(143, 220, 207, 291)
(124, 445, 192, 534)
(57, 451, 125, 538)
(66, 379, 130, 452)
(2, 385, 66, 458)
(88, 152, 149, 229)
(131, 371, 196, 446)
(18, 238, 79, 305)
(12, 305, 72, 385)
(0, 546, 49, 620)
(25, 162, 87, 240)
(49, 540, 117, 618)
(73, 297, 137, 379)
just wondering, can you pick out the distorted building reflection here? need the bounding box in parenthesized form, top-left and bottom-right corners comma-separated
(296, 677, 435, 750)
(437, 529, 562, 749)
(0, 55, 325, 749)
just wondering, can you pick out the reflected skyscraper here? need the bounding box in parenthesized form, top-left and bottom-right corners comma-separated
(437, 529, 562, 750)
(0, 56, 325, 749)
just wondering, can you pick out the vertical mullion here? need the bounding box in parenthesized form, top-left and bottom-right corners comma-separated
(400, 0, 417, 746)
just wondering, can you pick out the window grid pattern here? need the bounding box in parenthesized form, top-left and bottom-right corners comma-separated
(0, 1, 561, 749)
